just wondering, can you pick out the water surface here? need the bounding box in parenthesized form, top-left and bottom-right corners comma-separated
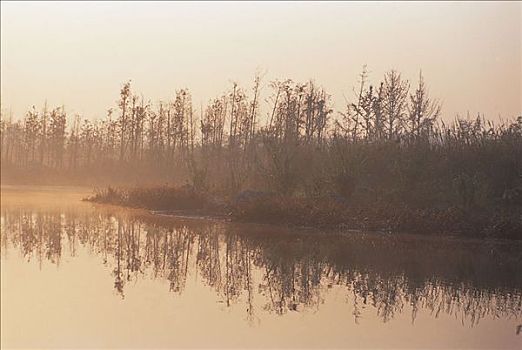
(1, 186, 521, 349)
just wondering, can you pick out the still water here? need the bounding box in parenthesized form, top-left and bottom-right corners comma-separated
(1, 186, 521, 349)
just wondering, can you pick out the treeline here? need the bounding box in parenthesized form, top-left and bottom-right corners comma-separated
(1, 68, 522, 233)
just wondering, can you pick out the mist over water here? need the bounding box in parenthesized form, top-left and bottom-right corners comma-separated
(1, 187, 521, 348)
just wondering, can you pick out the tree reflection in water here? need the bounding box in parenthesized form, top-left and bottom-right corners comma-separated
(1, 207, 521, 326)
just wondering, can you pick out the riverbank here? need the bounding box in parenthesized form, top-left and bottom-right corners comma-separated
(85, 185, 522, 240)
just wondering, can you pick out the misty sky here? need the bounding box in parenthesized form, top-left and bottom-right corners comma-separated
(1, 1, 521, 122)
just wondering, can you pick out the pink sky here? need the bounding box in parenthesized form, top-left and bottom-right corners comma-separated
(1, 1, 521, 122)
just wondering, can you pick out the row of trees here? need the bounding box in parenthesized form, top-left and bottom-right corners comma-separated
(0, 69, 437, 168)
(1, 69, 521, 208)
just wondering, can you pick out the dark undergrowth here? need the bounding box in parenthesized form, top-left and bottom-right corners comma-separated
(86, 185, 220, 212)
(85, 185, 522, 240)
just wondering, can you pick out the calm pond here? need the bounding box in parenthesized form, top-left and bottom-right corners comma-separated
(1, 186, 521, 349)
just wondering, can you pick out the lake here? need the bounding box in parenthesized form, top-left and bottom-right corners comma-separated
(1, 186, 521, 349)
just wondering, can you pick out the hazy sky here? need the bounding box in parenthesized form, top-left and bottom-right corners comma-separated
(1, 1, 521, 122)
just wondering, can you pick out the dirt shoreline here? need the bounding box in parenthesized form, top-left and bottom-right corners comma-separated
(86, 192, 522, 241)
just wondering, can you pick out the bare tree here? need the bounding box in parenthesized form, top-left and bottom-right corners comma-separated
(407, 71, 441, 139)
(382, 70, 409, 140)
(118, 81, 132, 162)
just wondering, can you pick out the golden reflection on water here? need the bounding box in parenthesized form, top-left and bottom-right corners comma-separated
(1, 186, 521, 349)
